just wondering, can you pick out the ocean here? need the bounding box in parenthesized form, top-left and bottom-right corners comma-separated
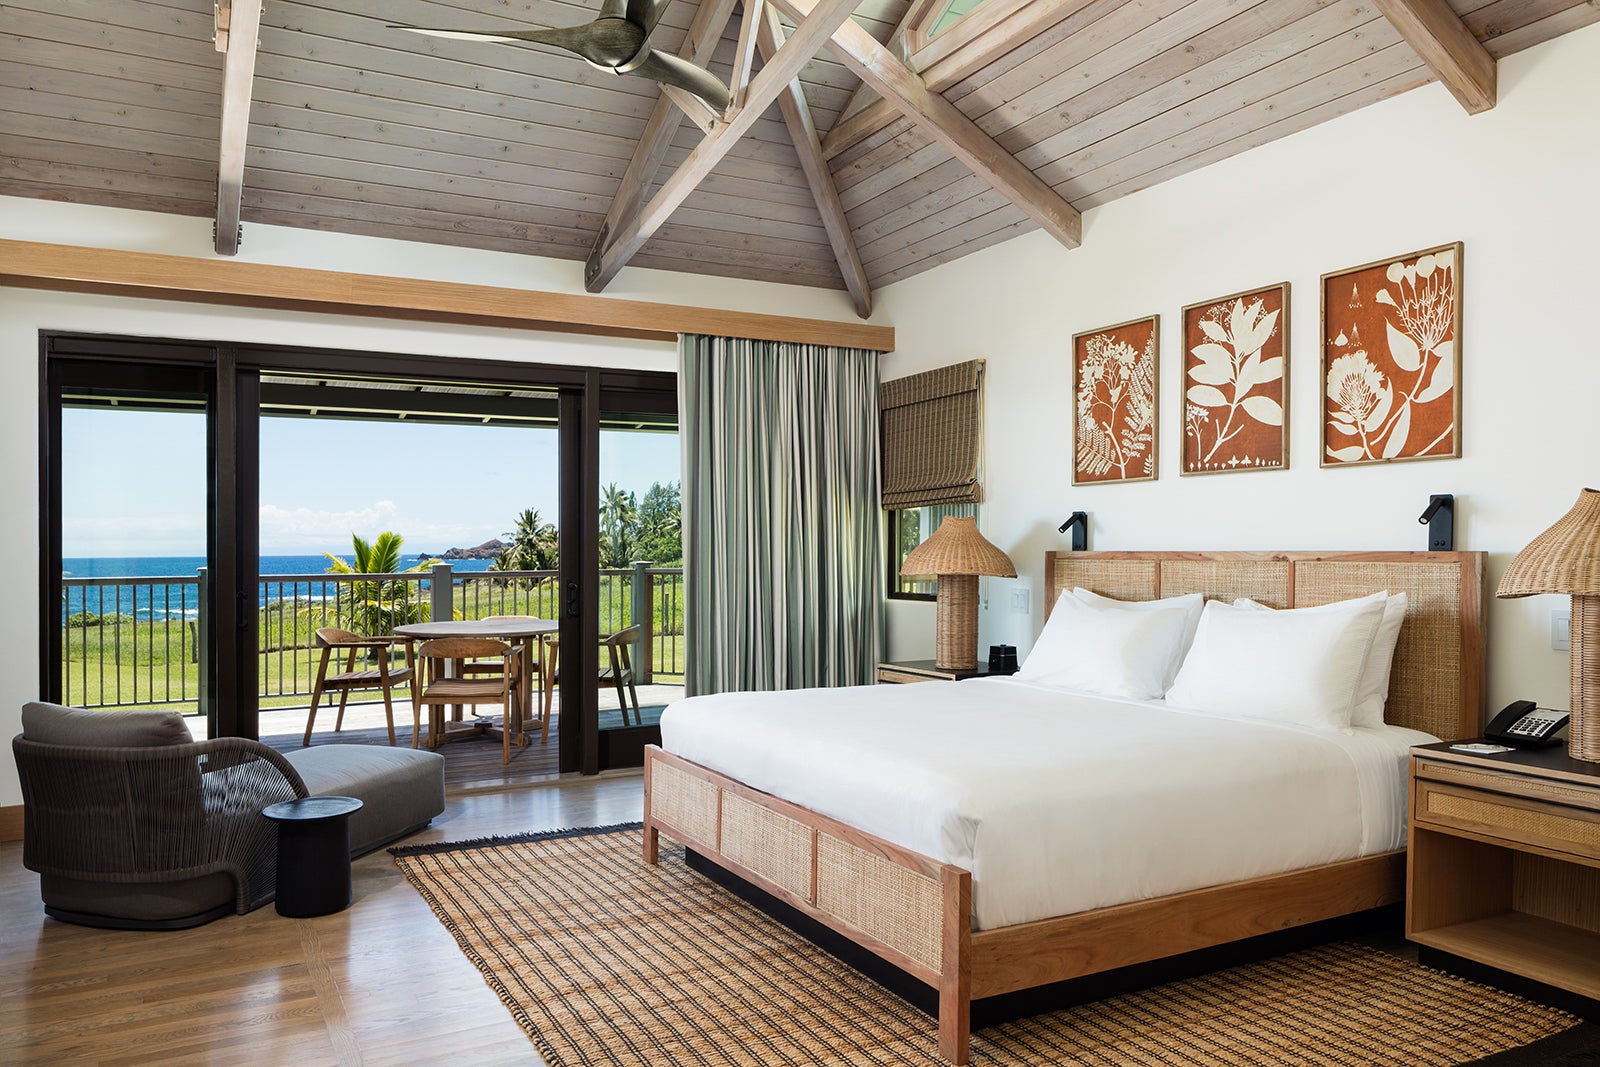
(61, 554, 496, 620)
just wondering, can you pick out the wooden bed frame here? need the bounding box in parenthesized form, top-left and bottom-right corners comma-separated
(643, 550, 1487, 1064)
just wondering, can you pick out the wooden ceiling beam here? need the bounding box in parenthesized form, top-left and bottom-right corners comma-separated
(727, 0, 766, 116)
(756, 6, 872, 318)
(0, 239, 896, 349)
(586, 0, 865, 293)
(589, 0, 741, 275)
(821, 0, 1107, 159)
(213, 0, 264, 256)
(658, 85, 723, 133)
(769, 0, 1082, 248)
(1372, 0, 1496, 113)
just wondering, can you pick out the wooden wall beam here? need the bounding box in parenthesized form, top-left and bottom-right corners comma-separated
(588, 0, 741, 284)
(585, 0, 865, 293)
(821, 0, 1105, 159)
(757, 7, 872, 318)
(214, 0, 264, 256)
(1373, 0, 1496, 114)
(0, 239, 895, 350)
(770, 0, 1082, 249)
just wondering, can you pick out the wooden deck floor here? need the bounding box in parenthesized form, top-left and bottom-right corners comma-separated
(238, 683, 679, 791)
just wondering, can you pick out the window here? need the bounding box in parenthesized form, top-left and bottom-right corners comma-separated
(880, 359, 985, 600)
(890, 503, 979, 600)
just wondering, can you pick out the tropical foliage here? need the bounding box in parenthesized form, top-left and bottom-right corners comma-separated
(488, 481, 684, 573)
(495, 508, 559, 572)
(322, 531, 431, 635)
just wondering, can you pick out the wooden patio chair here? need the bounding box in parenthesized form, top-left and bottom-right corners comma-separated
(541, 624, 644, 739)
(410, 637, 525, 764)
(304, 627, 415, 747)
(465, 616, 555, 738)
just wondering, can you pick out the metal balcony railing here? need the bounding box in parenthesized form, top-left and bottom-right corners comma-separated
(59, 562, 685, 710)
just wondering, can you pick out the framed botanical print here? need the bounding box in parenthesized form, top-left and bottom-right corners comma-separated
(1072, 315, 1158, 485)
(1322, 243, 1462, 466)
(1181, 283, 1289, 475)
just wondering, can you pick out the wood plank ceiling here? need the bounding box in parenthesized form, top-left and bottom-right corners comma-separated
(2, 0, 1595, 313)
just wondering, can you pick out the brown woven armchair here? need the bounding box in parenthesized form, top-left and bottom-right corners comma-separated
(13, 734, 310, 929)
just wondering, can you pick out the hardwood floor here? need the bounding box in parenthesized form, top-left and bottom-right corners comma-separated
(0, 773, 646, 1066)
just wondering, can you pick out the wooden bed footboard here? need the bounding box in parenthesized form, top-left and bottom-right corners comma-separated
(643, 746, 974, 1062)
(645, 745, 1408, 1066)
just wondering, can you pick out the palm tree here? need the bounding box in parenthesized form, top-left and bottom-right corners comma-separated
(323, 531, 430, 636)
(599, 483, 638, 568)
(494, 508, 559, 572)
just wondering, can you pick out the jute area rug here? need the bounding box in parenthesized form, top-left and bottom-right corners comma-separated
(391, 825, 1577, 1066)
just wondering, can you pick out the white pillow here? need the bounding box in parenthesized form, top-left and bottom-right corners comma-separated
(1165, 595, 1388, 731)
(1073, 587, 1205, 690)
(1233, 592, 1408, 730)
(1018, 592, 1192, 700)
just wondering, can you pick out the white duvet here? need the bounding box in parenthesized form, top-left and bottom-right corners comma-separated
(660, 677, 1437, 931)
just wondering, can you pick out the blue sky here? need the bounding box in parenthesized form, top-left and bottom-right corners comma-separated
(62, 408, 680, 557)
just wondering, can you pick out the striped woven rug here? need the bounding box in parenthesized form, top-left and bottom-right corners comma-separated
(391, 825, 1576, 1066)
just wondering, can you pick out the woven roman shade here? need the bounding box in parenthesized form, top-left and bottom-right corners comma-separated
(880, 359, 984, 509)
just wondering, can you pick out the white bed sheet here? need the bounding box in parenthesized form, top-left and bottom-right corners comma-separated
(659, 677, 1437, 930)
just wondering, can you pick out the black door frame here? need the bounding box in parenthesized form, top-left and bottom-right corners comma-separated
(40, 331, 675, 773)
(39, 336, 256, 739)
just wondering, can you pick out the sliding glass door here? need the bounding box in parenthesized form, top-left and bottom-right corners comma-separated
(42, 340, 257, 740)
(43, 334, 676, 774)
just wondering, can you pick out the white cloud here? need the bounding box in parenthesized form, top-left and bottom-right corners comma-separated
(258, 500, 492, 554)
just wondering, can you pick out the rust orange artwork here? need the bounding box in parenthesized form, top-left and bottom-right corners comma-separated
(1182, 284, 1288, 475)
(1073, 316, 1158, 485)
(1322, 243, 1462, 466)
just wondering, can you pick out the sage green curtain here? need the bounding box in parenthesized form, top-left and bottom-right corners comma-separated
(680, 334, 884, 695)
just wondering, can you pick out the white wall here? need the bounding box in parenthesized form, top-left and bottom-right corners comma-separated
(0, 200, 874, 805)
(879, 22, 1600, 724)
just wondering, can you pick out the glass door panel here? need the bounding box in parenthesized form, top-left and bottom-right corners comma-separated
(595, 393, 681, 769)
(48, 361, 219, 731)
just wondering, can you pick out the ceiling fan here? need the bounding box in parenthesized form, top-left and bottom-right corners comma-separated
(393, 0, 731, 112)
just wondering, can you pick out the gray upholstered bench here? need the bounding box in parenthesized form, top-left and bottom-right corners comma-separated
(12, 701, 445, 929)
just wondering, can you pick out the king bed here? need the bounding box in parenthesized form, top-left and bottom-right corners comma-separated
(642, 550, 1486, 1064)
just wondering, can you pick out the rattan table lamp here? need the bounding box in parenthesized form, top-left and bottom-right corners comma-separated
(1497, 487, 1600, 761)
(900, 516, 1017, 671)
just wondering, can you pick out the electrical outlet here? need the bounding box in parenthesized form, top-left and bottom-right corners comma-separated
(1010, 588, 1030, 614)
(1553, 610, 1571, 652)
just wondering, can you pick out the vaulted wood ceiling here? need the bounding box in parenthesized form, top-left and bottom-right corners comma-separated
(3, 0, 1595, 316)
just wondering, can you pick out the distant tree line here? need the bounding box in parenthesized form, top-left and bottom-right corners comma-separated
(492, 480, 681, 571)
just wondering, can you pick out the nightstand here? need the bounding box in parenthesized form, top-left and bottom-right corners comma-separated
(1407, 742, 1600, 1010)
(875, 660, 1017, 684)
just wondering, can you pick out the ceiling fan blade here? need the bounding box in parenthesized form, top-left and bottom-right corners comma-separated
(393, 22, 632, 64)
(389, 25, 531, 44)
(629, 49, 730, 112)
(624, 0, 666, 38)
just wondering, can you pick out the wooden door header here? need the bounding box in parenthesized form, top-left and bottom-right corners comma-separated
(0, 239, 895, 351)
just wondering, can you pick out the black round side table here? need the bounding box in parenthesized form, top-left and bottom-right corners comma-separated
(262, 795, 364, 918)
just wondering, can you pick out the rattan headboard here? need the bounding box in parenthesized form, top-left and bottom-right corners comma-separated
(1043, 551, 1487, 741)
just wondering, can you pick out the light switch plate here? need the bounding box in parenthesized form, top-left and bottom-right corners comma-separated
(1554, 610, 1571, 652)
(1010, 588, 1030, 614)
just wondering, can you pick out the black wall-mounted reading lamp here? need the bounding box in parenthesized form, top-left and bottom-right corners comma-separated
(1058, 511, 1089, 552)
(1419, 494, 1454, 551)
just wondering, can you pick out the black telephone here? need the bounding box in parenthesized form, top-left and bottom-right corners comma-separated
(1484, 700, 1570, 747)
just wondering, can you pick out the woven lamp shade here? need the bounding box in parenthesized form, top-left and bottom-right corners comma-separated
(1498, 488, 1600, 761)
(901, 517, 1016, 672)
